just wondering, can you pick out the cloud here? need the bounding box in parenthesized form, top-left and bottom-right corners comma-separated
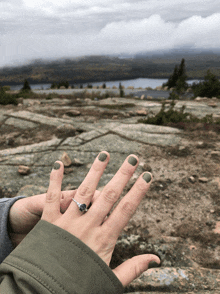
(1, 0, 220, 67)
(91, 13, 220, 54)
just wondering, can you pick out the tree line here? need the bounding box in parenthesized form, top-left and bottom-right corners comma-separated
(164, 58, 220, 98)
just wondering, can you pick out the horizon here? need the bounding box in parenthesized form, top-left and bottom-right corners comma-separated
(1, 48, 220, 70)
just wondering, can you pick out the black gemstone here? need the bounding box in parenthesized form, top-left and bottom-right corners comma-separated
(79, 204, 87, 211)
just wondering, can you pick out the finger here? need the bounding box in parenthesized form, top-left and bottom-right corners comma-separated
(42, 161, 64, 222)
(64, 151, 109, 218)
(112, 254, 160, 287)
(103, 172, 152, 237)
(88, 155, 139, 225)
(60, 190, 77, 213)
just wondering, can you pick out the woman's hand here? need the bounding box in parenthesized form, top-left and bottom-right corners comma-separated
(42, 151, 160, 287)
(8, 190, 77, 246)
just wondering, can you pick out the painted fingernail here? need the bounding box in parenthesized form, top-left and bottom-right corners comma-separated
(148, 261, 160, 269)
(128, 156, 137, 166)
(98, 152, 107, 162)
(53, 162, 60, 170)
(142, 172, 152, 183)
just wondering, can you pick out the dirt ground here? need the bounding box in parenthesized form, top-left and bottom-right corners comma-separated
(1, 98, 220, 271)
(114, 127, 220, 270)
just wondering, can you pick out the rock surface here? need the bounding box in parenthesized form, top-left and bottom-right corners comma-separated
(0, 95, 220, 293)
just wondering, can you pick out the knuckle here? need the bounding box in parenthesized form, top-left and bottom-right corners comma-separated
(120, 201, 136, 217)
(46, 191, 56, 203)
(78, 184, 94, 198)
(136, 181, 148, 194)
(120, 166, 134, 177)
(102, 188, 118, 204)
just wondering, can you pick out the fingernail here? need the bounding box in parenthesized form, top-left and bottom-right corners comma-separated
(98, 152, 107, 162)
(53, 162, 60, 170)
(142, 172, 152, 183)
(148, 261, 160, 269)
(128, 156, 137, 166)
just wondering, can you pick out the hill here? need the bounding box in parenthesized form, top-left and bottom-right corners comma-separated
(0, 52, 220, 85)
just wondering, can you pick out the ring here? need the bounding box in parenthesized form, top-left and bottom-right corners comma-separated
(72, 198, 88, 212)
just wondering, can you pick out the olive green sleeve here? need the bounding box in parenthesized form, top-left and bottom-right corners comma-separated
(0, 220, 124, 294)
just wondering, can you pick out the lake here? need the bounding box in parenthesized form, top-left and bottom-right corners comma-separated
(10, 77, 201, 91)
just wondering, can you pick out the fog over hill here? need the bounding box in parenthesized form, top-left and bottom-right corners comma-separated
(0, 50, 220, 85)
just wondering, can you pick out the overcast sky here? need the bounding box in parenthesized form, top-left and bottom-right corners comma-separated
(1, 0, 220, 67)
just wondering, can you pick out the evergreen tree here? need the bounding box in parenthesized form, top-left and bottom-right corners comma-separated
(21, 79, 31, 91)
(164, 58, 188, 92)
(176, 58, 188, 92)
(166, 65, 179, 89)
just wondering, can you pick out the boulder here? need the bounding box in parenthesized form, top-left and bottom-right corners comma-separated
(155, 85, 163, 91)
(136, 109, 147, 116)
(208, 102, 217, 108)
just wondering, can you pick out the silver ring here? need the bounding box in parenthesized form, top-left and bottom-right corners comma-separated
(72, 198, 88, 212)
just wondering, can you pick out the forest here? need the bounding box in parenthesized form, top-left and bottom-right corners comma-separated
(0, 52, 220, 85)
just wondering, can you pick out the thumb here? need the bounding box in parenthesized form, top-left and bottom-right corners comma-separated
(112, 254, 160, 287)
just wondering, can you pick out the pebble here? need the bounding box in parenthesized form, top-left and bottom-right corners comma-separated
(65, 110, 81, 117)
(61, 152, 72, 167)
(198, 177, 209, 183)
(72, 158, 84, 166)
(18, 165, 30, 175)
(211, 151, 220, 158)
(188, 176, 196, 183)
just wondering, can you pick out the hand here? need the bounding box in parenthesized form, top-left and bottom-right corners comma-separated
(42, 151, 160, 287)
(8, 190, 77, 246)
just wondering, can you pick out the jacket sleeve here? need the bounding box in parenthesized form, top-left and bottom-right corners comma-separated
(0, 220, 124, 294)
(0, 197, 25, 264)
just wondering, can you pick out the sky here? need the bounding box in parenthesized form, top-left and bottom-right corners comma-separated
(1, 0, 220, 67)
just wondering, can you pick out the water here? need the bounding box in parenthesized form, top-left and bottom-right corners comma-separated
(9, 78, 201, 91)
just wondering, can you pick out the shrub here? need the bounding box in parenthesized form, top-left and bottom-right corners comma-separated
(119, 83, 124, 97)
(138, 101, 220, 127)
(0, 87, 17, 105)
(138, 101, 196, 125)
(51, 82, 57, 89)
(58, 80, 69, 89)
(168, 90, 180, 100)
(2, 85, 10, 91)
(192, 70, 220, 98)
